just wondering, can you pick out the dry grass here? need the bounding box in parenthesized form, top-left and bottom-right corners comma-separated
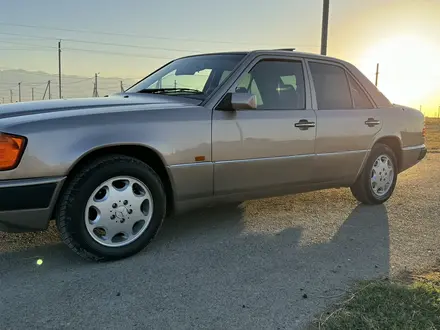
(311, 265, 440, 330)
(425, 117, 440, 151)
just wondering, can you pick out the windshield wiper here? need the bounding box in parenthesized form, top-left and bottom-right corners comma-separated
(136, 88, 204, 94)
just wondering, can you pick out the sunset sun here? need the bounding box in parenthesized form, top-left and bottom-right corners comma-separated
(357, 35, 440, 112)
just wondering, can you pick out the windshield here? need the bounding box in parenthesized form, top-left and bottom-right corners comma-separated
(126, 54, 246, 100)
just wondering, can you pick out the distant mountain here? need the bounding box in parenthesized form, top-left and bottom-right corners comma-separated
(0, 69, 139, 103)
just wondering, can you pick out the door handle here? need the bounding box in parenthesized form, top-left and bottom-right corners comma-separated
(365, 118, 381, 127)
(294, 119, 315, 130)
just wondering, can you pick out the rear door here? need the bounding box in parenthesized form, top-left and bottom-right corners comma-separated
(307, 60, 383, 184)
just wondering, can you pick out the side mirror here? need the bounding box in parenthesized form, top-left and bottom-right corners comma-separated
(231, 92, 257, 110)
(216, 92, 257, 111)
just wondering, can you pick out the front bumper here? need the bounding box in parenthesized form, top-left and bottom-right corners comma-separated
(400, 145, 427, 173)
(0, 177, 65, 233)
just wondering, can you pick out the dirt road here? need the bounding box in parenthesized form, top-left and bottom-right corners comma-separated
(1, 155, 439, 329)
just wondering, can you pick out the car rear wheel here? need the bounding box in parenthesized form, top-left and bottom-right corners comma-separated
(350, 143, 398, 205)
(56, 155, 166, 261)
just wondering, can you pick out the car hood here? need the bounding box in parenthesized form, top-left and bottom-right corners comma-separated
(0, 93, 202, 119)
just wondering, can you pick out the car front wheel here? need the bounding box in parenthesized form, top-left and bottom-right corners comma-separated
(350, 143, 398, 205)
(56, 155, 166, 261)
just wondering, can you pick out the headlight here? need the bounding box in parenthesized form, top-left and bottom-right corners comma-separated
(0, 133, 27, 170)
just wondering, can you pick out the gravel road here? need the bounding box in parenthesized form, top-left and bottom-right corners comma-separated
(1, 154, 439, 330)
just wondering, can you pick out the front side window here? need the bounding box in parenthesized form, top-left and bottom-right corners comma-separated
(234, 59, 305, 110)
(126, 54, 246, 100)
(309, 62, 353, 110)
(235, 73, 263, 106)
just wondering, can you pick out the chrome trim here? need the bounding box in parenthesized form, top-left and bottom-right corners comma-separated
(365, 119, 381, 126)
(317, 149, 369, 156)
(402, 144, 425, 151)
(214, 153, 313, 164)
(0, 176, 66, 188)
(170, 150, 370, 166)
(294, 122, 316, 128)
(168, 162, 212, 168)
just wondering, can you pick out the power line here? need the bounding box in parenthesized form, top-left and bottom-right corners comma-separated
(0, 31, 322, 53)
(0, 47, 50, 51)
(0, 39, 56, 49)
(0, 31, 205, 53)
(62, 77, 94, 85)
(0, 81, 48, 86)
(0, 76, 95, 92)
(0, 69, 58, 79)
(62, 46, 177, 59)
(0, 21, 319, 47)
(0, 39, 178, 60)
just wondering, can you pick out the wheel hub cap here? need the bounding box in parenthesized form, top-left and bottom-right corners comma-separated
(370, 154, 394, 197)
(85, 176, 154, 247)
(115, 206, 128, 220)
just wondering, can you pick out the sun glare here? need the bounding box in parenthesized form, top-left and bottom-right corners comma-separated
(356, 35, 440, 112)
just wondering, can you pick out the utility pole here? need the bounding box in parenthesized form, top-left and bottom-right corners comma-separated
(32, 88, 34, 101)
(174, 80, 177, 89)
(92, 73, 99, 97)
(48, 80, 51, 99)
(120, 81, 124, 92)
(9, 90, 12, 103)
(42, 80, 50, 100)
(375, 63, 379, 87)
(1, 97, 4, 104)
(18, 82, 21, 102)
(320, 0, 330, 55)
(58, 40, 62, 99)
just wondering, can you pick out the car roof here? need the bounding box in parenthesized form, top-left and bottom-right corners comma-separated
(179, 49, 343, 63)
(252, 49, 345, 62)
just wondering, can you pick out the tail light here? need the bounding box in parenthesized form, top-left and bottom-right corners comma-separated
(0, 133, 27, 170)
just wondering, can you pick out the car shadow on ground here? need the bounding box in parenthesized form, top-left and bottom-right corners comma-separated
(0, 199, 390, 329)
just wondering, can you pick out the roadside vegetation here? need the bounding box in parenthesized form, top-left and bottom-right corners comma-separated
(425, 117, 440, 152)
(311, 266, 440, 329)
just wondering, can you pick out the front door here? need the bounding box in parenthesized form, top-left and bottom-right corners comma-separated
(212, 57, 317, 196)
(307, 60, 383, 184)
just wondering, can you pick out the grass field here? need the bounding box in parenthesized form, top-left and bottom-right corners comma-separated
(425, 117, 440, 151)
(312, 267, 440, 330)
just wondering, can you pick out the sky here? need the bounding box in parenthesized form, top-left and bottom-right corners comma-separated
(0, 0, 439, 115)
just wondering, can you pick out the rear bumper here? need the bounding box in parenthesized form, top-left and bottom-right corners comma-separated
(400, 145, 427, 173)
(0, 177, 66, 233)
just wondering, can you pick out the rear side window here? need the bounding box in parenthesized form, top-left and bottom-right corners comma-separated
(347, 74, 374, 109)
(309, 62, 352, 110)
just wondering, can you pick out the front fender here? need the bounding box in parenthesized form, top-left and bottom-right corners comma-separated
(0, 107, 212, 188)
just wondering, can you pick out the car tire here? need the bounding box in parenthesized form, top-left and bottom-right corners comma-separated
(350, 143, 398, 205)
(56, 155, 166, 261)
